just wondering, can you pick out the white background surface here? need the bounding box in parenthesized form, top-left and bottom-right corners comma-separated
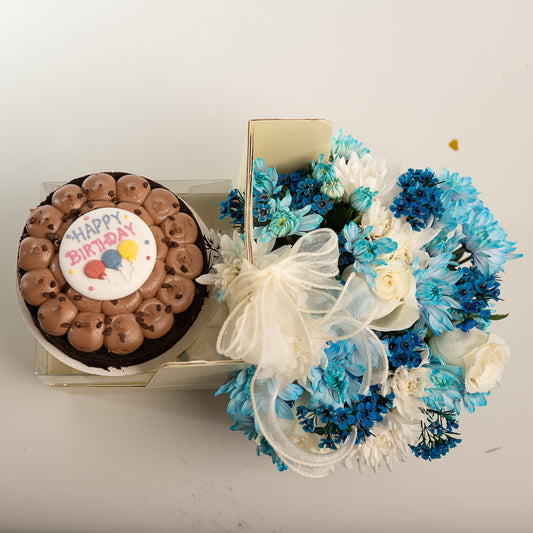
(1, 1, 532, 532)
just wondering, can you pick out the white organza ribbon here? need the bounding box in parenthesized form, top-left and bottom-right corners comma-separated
(216, 228, 388, 477)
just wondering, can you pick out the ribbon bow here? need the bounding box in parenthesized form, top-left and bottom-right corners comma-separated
(217, 228, 388, 477)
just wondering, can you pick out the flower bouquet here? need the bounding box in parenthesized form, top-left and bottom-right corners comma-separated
(198, 122, 520, 477)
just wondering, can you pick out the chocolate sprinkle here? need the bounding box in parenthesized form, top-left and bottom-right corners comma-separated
(50, 280, 57, 287)
(135, 316, 144, 324)
(180, 265, 188, 273)
(60, 322, 71, 328)
(42, 244, 48, 251)
(172, 202, 179, 208)
(47, 224, 54, 230)
(87, 200, 93, 208)
(119, 333, 126, 343)
(73, 294, 82, 301)
(162, 236, 170, 244)
(104, 317, 112, 325)
(143, 182, 148, 188)
(62, 214, 69, 222)
(170, 241, 179, 248)
(161, 283, 171, 289)
(134, 209, 141, 215)
(111, 299, 118, 305)
(141, 323, 149, 330)
(175, 294, 183, 300)
(169, 229, 176, 236)
(149, 325, 155, 332)
(103, 328, 112, 336)
(156, 304, 161, 312)
(108, 190, 115, 197)
(137, 311, 144, 317)
(165, 305, 172, 313)
(77, 192, 84, 198)
(58, 296, 65, 302)
(96, 321, 103, 328)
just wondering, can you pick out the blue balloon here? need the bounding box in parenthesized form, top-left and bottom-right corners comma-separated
(101, 249, 122, 270)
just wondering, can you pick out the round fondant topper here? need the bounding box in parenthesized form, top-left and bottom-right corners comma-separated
(59, 208, 157, 300)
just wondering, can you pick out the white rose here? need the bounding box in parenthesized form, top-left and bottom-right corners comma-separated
(429, 328, 510, 394)
(365, 260, 419, 332)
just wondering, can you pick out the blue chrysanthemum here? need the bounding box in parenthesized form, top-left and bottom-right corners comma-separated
(330, 129, 369, 159)
(255, 191, 323, 242)
(413, 252, 462, 335)
(339, 221, 398, 282)
(462, 204, 521, 277)
(307, 339, 366, 410)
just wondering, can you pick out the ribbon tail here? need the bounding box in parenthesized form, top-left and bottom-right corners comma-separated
(250, 372, 357, 478)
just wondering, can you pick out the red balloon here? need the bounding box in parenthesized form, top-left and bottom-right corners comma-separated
(84, 260, 106, 280)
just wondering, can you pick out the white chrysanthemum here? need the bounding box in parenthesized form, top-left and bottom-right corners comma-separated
(197, 230, 290, 296)
(334, 153, 400, 205)
(381, 217, 439, 267)
(382, 361, 431, 421)
(360, 198, 395, 238)
(349, 410, 421, 472)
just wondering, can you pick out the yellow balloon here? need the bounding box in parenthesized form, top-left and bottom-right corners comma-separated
(118, 239, 139, 262)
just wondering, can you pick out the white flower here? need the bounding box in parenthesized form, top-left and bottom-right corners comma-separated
(366, 260, 419, 332)
(382, 361, 431, 421)
(349, 410, 420, 472)
(429, 328, 510, 394)
(360, 198, 394, 238)
(334, 154, 400, 206)
(381, 217, 438, 267)
(197, 230, 290, 296)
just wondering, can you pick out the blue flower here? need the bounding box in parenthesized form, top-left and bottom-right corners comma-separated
(390, 168, 444, 231)
(297, 385, 393, 449)
(330, 129, 369, 159)
(383, 331, 427, 369)
(253, 158, 281, 203)
(220, 188, 245, 226)
(307, 339, 366, 409)
(424, 230, 464, 257)
(462, 204, 521, 276)
(311, 154, 337, 183)
(424, 358, 464, 413)
(452, 266, 500, 332)
(339, 222, 398, 282)
(434, 169, 478, 232)
(349, 186, 377, 213)
(411, 409, 462, 461)
(413, 252, 462, 335)
(310, 194, 333, 215)
(255, 191, 323, 242)
(253, 199, 275, 223)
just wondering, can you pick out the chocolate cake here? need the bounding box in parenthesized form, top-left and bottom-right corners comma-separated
(17, 172, 208, 371)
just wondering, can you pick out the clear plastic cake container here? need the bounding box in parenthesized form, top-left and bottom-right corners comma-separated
(33, 179, 248, 389)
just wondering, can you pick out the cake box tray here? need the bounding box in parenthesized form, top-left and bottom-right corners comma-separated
(33, 179, 248, 389)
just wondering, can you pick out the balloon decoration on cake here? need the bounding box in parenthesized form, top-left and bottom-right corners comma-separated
(58, 207, 157, 300)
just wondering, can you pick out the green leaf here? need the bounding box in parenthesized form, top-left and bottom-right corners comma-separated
(488, 313, 509, 321)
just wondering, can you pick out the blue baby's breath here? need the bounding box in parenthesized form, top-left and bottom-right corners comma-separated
(390, 168, 444, 231)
